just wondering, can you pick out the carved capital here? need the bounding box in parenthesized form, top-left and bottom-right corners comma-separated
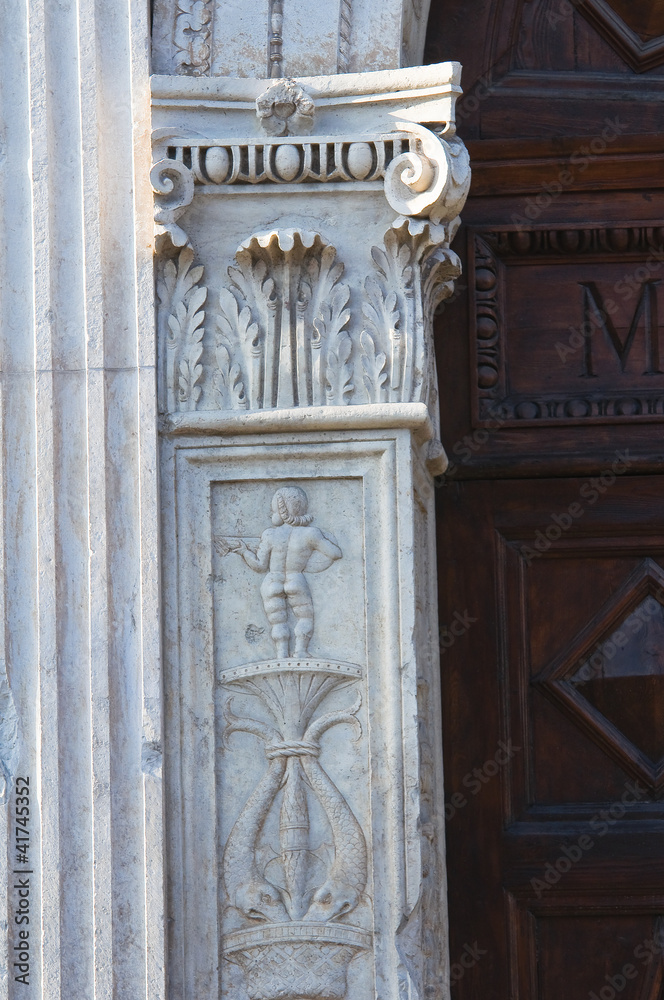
(152, 65, 469, 471)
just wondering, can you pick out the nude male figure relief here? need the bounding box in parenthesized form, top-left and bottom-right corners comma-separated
(216, 486, 342, 658)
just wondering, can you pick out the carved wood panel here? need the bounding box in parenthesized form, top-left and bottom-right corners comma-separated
(437, 476, 664, 1000)
(470, 226, 664, 427)
(428, 2, 664, 996)
(425, 0, 664, 140)
(575, 0, 664, 72)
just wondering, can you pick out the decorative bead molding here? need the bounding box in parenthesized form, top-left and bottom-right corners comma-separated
(479, 226, 664, 258)
(268, 0, 284, 78)
(162, 136, 412, 187)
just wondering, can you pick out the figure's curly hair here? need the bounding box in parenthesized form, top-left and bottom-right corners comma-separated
(274, 486, 313, 526)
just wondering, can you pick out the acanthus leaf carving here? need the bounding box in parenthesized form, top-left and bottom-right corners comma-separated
(325, 330, 355, 406)
(215, 286, 259, 409)
(158, 247, 208, 413)
(214, 343, 247, 411)
(211, 230, 355, 412)
(159, 221, 462, 424)
(174, 279, 207, 410)
(359, 330, 388, 403)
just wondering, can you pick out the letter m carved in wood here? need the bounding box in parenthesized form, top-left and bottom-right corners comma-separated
(580, 280, 662, 377)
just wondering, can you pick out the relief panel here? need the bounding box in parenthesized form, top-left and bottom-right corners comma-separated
(151, 0, 432, 79)
(213, 479, 373, 999)
(163, 434, 441, 1000)
(471, 226, 664, 426)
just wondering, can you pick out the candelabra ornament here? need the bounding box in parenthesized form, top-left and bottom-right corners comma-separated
(216, 487, 370, 1000)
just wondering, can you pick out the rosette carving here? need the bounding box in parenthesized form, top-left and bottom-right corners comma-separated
(256, 79, 315, 137)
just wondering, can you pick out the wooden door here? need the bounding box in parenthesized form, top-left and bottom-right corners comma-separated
(425, 2, 664, 996)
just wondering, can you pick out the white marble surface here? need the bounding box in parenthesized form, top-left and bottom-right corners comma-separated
(151, 0, 433, 79)
(0, 0, 465, 995)
(161, 423, 447, 1000)
(0, 0, 161, 996)
(151, 63, 463, 140)
(153, 50, 467, 1000)
(151, 64, 470, 476)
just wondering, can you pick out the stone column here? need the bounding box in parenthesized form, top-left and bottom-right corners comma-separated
(152, 55, 470, 1000)
(0, 0, 162, 997)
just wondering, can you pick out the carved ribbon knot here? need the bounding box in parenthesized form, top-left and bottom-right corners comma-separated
(265, 740, 320, 759)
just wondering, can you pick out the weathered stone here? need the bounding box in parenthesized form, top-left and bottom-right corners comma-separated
(154, 57, 469, 1000)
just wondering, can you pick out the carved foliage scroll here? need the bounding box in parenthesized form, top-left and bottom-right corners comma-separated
(173, 0, 212, 75)
(157, 247, 207, 413)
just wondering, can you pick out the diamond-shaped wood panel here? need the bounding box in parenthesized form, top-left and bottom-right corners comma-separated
(576, 0, 664, 72)
(535, 559, 664, 792)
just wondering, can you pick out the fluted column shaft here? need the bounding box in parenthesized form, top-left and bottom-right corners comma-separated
(0, 0, 160, 996)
